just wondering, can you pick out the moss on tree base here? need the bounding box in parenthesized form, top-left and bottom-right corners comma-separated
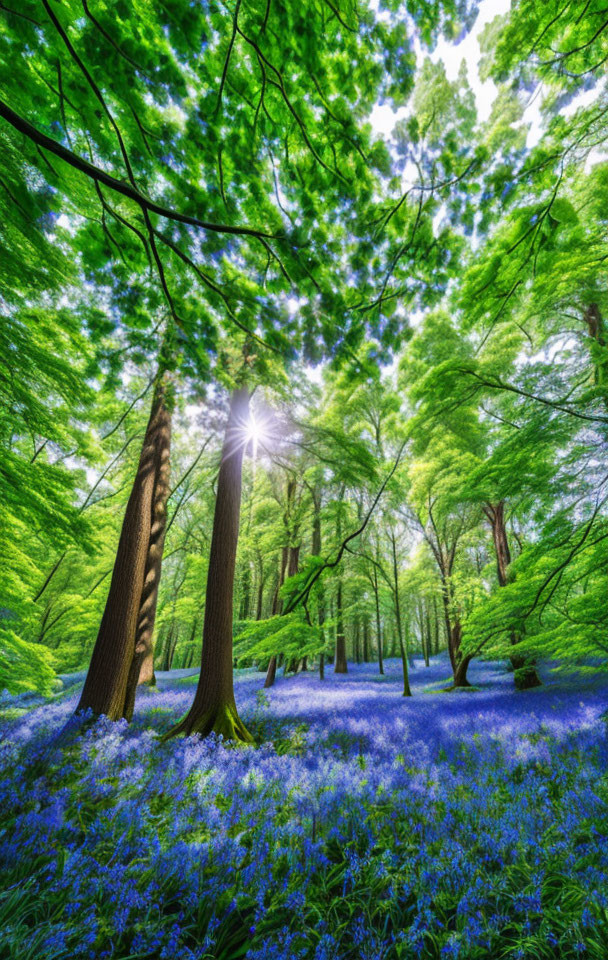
(164, 701, 254, 744)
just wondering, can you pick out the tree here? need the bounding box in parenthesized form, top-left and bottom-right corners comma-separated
(77, 365, 173, 720)
(168, 385, 253, 741)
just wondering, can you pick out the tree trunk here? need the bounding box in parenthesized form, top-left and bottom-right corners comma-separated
(433, 595, 440, 655)
(123, 384, 172, 719)
(167, 387, 253, 742)
(423, 600, 431, 667)
(362, 618, 370, 662)
(264, 655, 277, 688)
(440, 576, 456, 674)
(486, 501, 541, 690)
(334, 580, 348, 673)
(264, 546, 289, 688)
(354, 617, 361, 664)
(391, 534, 411, 696)
(373, 566, 384, 674)
(584, 302, 607, 393)
(312, 483, 327, 678)
(77, 371, 172, 721)
(239, 561, 252, 620)
(165, 629, 179, 671)
(452, 650, 472, 689)
(255, 551, 265, 621)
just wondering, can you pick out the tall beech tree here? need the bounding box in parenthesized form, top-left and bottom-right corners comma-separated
(483, 501, 541, 690)
(77, 365, 173, 720)
(168, 385, 253, 742)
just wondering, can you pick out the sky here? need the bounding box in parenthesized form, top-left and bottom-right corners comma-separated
(370, 0, 527, 139)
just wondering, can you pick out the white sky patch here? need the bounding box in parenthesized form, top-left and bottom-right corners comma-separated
(370, 0, 513, 139)
(429, 0, 510, 121)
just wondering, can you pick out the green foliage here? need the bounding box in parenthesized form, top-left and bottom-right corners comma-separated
(234, 612, 324, 665)
(0, 629, 56, 696)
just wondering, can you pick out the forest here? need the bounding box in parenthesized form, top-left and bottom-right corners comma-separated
(0, 0, 607, 957)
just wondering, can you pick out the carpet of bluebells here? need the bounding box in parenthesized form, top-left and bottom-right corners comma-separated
(1, 657, 607, 960)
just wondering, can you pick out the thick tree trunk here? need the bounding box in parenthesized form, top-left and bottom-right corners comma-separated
(450, 623, 470, 686)
(168, 387, 253, 742)
(123, 386, 172, 719)
(452, 650, 473, 688)
(486, 500, 541, 690)
(77, 372, 172, 721)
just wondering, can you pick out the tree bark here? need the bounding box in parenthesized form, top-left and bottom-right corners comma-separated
(486, 500, 541, 690)
(373, 565, 384, 674)
(77, 371, 172, 721)
(449, 622, 471, 687)
(255, 550, 265, 621)
(422, 600, 431, 667)
(334, 579, 348, 672)
(167, 387, 253, 742)
(433, 595, 440, 655)
(453, 650, 473, 689)
(123, 384, 172, 719)
(264, 546, 288, 688)
(584, 302, 607, 393)
(311, 482, 327, 679)
(362, 617, 370, 662)
(354, 617, 361, 664)
(334, 506, 348, 673)
(391, 534, 411, 696)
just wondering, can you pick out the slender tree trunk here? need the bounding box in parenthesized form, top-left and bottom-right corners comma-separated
(77, 372, 172, 721)
(264, 656, 277, 687)
(239, 561, 252, 620)
(584, 302, 607, 394)
(433, 595, 440, 655)
(334, 579, 348, 673)
(423, 600, 430, 667)
(165, 625, 180, 672)
(373, 566, 384, 675)
(440, 576, 456, 673)
(363, 618, 370, 662)
(161, 625, 176, 672)
(167, 387, 253, 742)
(255, 551, 265, 621)
(438, 568, 469, 683)
(354, 617, 361, 664)
(391, 534, 411, 696)
(264, 546, 288, 688)
(486, 500, 541, 690)
(312, 484, 326, 680)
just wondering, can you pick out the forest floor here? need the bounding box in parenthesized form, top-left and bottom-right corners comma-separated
(1, 657, 607, 960)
